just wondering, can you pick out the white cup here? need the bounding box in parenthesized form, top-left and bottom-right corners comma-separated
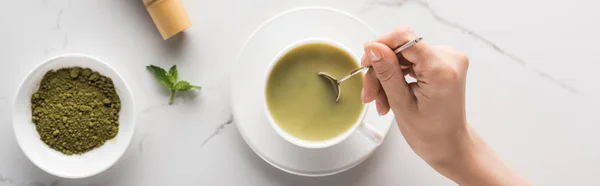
(263, 38, 383, 149)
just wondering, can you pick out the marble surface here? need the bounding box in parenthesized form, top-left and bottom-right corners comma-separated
(1, 0, 599, 185)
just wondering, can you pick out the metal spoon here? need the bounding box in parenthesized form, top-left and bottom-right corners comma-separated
(318, 36, 423, 102)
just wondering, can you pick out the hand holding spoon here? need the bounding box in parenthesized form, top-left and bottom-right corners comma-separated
(318, 36, 423, 102)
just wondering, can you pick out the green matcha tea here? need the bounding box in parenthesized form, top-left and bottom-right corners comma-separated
(31, 67, 121, 155)
(266, 42, 364, 141)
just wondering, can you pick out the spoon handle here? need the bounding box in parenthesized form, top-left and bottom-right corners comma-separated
(337, 36, 424, 83)
(393, 36, 423, 54)
(338, 66, 370, 82)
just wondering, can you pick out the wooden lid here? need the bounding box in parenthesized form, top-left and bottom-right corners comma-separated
(145, 0, 191, 40)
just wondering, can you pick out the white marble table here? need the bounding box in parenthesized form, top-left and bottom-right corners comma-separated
(1, 0, 599, 185)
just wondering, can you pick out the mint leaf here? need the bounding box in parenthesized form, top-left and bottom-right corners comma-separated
(168, 65, 178, 84)
(174, 81, 191, 91)
(174, 81, 202, 91)
(146, 65, 173, 89)
(147, 65, 201, 104)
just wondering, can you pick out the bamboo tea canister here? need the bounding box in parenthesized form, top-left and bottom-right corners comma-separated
(144, 0, 191, 40)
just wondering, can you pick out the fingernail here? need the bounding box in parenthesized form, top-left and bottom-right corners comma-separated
(376, 102, 383, 116)
(361, 88, 366, 103)
(367, 48, 382, 62)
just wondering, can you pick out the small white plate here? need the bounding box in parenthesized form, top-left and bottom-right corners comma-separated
(232, 7, 395, 177)
(13, 54, 136, 178)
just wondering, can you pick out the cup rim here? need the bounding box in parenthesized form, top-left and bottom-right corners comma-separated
(263, 38, 368, 149)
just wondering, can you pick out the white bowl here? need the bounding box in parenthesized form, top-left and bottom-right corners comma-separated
(13, 54, 136, 178)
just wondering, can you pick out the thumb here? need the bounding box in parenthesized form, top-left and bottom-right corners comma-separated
(364, 42, 414, 109)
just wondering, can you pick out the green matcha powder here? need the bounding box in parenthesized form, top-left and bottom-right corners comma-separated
(31, 67, 121, 155)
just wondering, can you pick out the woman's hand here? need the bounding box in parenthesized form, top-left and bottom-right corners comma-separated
(362, 26, 470, 165)
(362, 26, 529, 185)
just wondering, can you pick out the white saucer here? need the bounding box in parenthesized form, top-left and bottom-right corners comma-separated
(231, 7, 395, 177)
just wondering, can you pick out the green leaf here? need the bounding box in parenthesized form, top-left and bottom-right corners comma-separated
(168, 65, 178, 84)
(147, 65, 201, 104)
(146, 65, 173, 89)
(174, 81, 201, 91)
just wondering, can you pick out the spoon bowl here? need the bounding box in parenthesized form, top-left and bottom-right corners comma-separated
(318, 72, 341, 102)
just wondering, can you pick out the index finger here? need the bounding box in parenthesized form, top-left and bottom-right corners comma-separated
(375, 26, 432, 65)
